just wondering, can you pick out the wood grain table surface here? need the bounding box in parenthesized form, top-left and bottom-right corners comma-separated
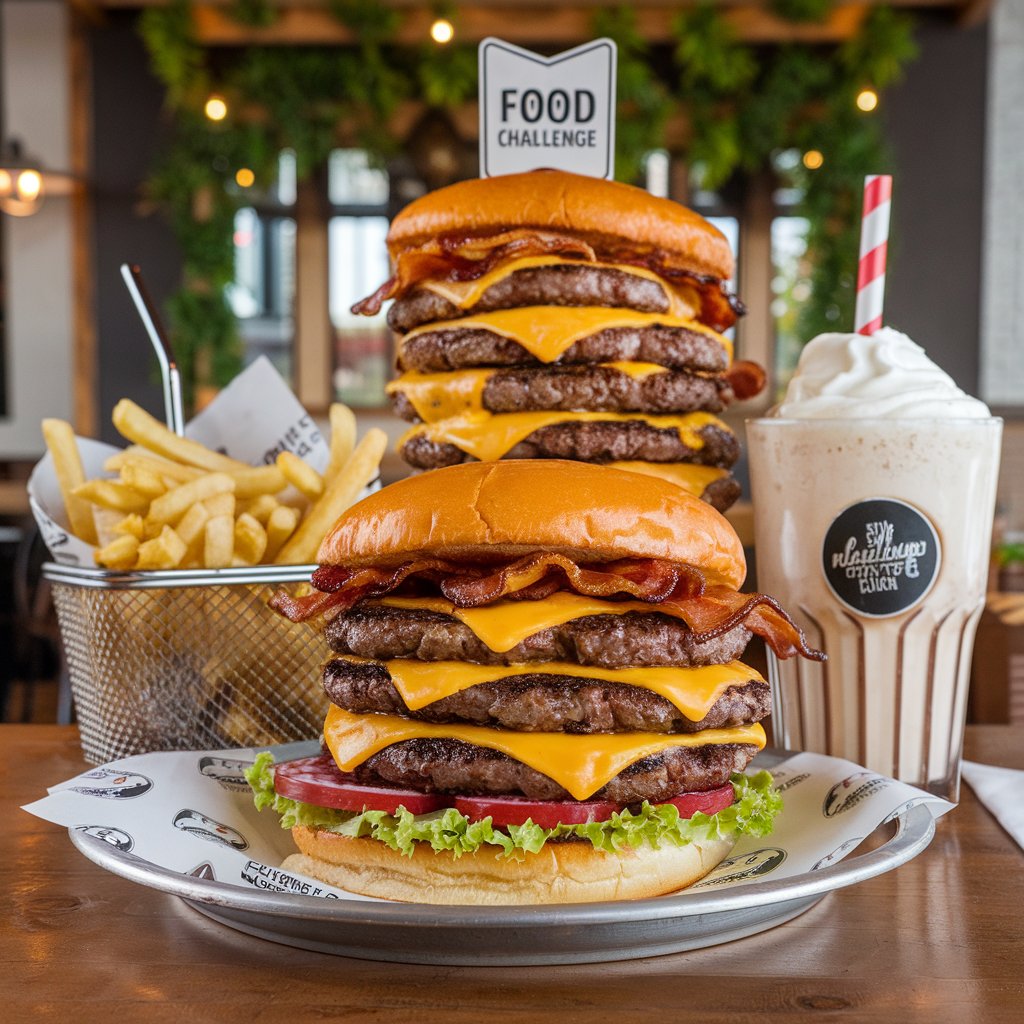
(5, 723, 1023, 1023)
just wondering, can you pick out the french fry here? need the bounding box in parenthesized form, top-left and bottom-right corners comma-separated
(94, 534, 139, 570)
(175, 502, 211, 566)
(234, 513, 268, 565)
(325, 403, 356, 483)
(119, 463, 167, 499)
(114, 513, 145, 540)
(73, 479, 150, 514)
(242, 494, 280, 525)
(276, 450, 324, 501)
(229, 464, 288, 500)
(145, 473, 235, 528)
(112, 399, 249, 473)
(103, 450, 202, 485)
(202, 492, 236, 519)
(264, 504, 300, 561)
(275, 428, 387, 564)
(136, 525, 187, 570)
(42, 418, 99, 545)
(204, 514, 234, 568)
(92, 507, 127, 548)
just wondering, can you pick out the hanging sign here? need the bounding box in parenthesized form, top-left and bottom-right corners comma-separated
(478, 37, 617, 179)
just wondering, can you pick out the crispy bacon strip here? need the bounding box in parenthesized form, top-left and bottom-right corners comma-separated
(349, 230, 744, 330)
(661, 586, 825, 661)
(725, 360, 767, 401)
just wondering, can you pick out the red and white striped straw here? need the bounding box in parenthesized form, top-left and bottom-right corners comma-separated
(854, 174, 893, 335)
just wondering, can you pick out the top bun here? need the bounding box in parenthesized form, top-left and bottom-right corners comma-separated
(317, 460, 746, 588)
(387, 169, 734, 281)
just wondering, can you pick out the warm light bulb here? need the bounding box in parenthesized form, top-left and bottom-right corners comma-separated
(856, 88, 879, 113)
(803, 149, 824, 170)
(0, 169, 11, 196)
(205, 95, 228, 121)
(17, 169, 42, 201)
(430, 18, 454, 44)
(235, 168, 255, 188)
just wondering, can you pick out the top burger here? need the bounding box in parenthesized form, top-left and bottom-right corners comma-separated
(353, 169, 763, 511)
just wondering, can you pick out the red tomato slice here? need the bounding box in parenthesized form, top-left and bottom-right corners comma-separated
(454, 795, 621, 829)
(273, 754, 449, 815)
(661, 783, 735, 818)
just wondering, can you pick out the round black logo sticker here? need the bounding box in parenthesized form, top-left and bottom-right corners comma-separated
(822, 498, 940, 618)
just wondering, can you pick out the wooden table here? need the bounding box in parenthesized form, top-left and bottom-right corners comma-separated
(5, 725, 1023, 1023)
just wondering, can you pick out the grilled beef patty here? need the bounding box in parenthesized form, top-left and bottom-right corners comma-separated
(400, 419, 740, 471)
(323, 658, 769, 734)
(391, 364, 730, 421)
(397, 323, 728, 374)
(324, 605, 752, 669)
(387, 265, 694, 333)
(352, 738, 759, 802)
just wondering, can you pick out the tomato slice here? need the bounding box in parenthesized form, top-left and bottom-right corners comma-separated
(661, 783, 735, 818)
(273, 754, 450, 815)
(454, 794, 621, 829)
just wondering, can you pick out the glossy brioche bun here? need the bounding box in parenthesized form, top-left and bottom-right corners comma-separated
(386, 169, 734, 281)
(287, 826, 734, 905)
(316, 460, 746, 588)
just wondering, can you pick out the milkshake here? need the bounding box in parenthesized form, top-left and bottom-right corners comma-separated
(747, 329, 1001, 800)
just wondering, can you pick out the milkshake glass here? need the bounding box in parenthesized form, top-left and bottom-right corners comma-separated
(747, 330, 1001, 800)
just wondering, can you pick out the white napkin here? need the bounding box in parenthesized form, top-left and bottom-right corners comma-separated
(962, 760, 1024, 851)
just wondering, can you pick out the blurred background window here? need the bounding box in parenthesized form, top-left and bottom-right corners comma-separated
(327, 149, 391, 408)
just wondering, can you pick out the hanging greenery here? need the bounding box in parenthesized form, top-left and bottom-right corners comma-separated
(137, 0, 918, 406)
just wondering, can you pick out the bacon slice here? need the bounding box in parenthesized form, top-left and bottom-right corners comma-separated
(349, 230, 744, 330)
(724, 360, 767, 401)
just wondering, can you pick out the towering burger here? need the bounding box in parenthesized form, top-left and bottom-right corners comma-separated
(251, 461, 822, 905)
(353, 170, 765, 512)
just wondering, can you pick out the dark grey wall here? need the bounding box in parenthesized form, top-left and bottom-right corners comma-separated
(90, 13, 180, 444)
(882, 15, 988, 396)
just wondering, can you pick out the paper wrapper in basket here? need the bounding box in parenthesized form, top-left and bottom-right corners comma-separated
(32, 359, 372, 763)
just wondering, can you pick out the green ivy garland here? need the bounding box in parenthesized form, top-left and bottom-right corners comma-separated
(138, 0, 917, 405)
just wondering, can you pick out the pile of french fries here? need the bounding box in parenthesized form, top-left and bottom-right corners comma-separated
(43, 400, 386, 570)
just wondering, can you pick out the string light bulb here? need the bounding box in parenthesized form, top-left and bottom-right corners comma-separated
(0, 141, 47, 217)
(430, 18, 454, 44)
(856, 88, 879, 113)
(204, 94, 228, 122)
(802, 149, 824, 171)
(235, 168, 255, 188)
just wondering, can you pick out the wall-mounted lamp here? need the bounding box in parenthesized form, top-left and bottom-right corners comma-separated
(0, 138, 45, 216)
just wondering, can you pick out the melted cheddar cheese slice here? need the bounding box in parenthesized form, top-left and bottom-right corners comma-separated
(399, 305, 732, 366)
(323, 704, 766, 801)
(377, 592, 698, 654)
(605, 461, 728, 497)
(421, 255, 701, 320)
(385, 362, 672, 424)
(398, 409, 727, 463)
(334, 653, 761, 720)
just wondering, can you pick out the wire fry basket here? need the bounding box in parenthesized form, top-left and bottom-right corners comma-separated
(44, 563, 325, 764)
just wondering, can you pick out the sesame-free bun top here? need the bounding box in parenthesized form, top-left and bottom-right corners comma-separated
(386, 169, 734, 281)
(317, 460, 746, 589)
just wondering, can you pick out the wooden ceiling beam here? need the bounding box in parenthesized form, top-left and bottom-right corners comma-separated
(190, 3, 876, 46)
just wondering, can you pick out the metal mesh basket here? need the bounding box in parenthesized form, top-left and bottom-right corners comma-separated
(44, 563, 325, 764)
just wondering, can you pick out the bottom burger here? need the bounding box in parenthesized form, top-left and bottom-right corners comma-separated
(248, 460, 822, 905)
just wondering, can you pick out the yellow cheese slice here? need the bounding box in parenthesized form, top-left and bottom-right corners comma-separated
(398, 409, 727, 463)
(399, 305, 732, 366)
(385, 362, 672, 424)
(605, 461, 728, 497)
(377, 592, 693, 654)
(334, 653, 761, 720)
(323, 703, 766, 801)
(422, 255, 701, 320)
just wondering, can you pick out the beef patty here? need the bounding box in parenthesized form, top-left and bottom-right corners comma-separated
(391, 364, 730, 422)
(323, 658, 769, 734)
(397, 323, 729, 374)
(353, 738, 759, 802)
(324, 605, 753, 669)
(387, 265, 698, 333)
(400, 419, 740, 471)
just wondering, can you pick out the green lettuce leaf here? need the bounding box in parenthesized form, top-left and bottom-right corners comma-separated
(246, 753, 783, 859)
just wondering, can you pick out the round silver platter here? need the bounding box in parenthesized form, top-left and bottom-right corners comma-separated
(68, 801, 935, 966)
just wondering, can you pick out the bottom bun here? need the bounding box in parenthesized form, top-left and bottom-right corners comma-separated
(286, 825, 735, 905)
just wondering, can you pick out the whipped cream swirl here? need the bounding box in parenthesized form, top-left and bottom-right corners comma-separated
(775, 327, 991, 419)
